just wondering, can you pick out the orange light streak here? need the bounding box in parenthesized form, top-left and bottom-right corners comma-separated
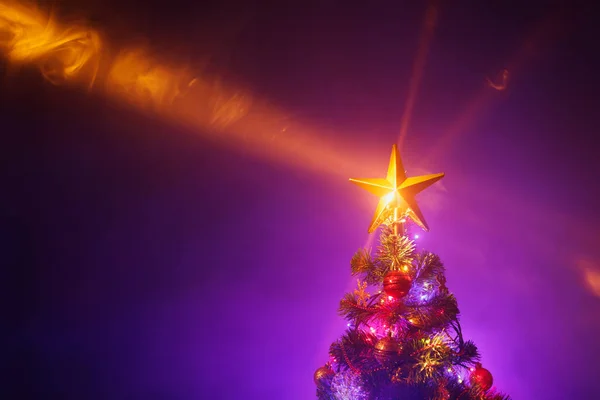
(0, 0, 386, 180)
(0, 1, 100, 88)
(106, 48, 198, 111)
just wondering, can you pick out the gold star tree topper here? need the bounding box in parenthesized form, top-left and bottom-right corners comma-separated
(350, 144, 444, 233)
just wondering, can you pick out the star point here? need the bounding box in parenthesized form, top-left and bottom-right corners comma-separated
(350, 144, 444, 233)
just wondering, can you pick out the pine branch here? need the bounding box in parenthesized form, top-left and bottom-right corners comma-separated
(485, 391, 512, 400)
(446, 320, 480, 366)
(350, 249, 387, 285)
(329, 329, 380, 373)
(374, 301, 408, 329)
(393, 332, 453, 385)
(454, 340, 480, 366)
(376, 228, 416, 269)
(338, 292, 379, 324)
(350, 248, 374, 275)
(413, 251, 445, 279)
(463, 384, 512, 400)
(316, 387, 331, 400)
(405, 294, 460, 331)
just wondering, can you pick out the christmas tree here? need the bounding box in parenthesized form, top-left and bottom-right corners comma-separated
(315, 145, 509, 400)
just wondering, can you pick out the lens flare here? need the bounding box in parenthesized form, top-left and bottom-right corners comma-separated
(423, 11, 565, 166)
(397, 0, 439, 149)
(578, 258, 600, 298)
(584, 269, 600, 297)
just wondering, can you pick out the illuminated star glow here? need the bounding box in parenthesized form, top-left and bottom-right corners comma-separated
(350, 144, 444, 233)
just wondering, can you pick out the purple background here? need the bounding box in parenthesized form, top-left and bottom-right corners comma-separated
(2, 1, 599, 399)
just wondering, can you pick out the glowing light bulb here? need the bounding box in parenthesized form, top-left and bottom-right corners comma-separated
(370, 326, 376, 333)
(383, 192, 395, 205)
(388, 296, 394, 301)
(347, 323, 351, 327)
(447, 368, 452, 372)
(414, 234, 419, 239)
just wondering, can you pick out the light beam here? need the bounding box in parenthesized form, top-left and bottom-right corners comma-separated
(0, 0, 378, 180)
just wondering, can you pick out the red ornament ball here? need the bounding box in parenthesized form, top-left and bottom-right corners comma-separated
(383, 270, 412, 298)
(373, 336, 402, 366)
(469, 363, 493, 391)
(314, 365, 334, 386)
